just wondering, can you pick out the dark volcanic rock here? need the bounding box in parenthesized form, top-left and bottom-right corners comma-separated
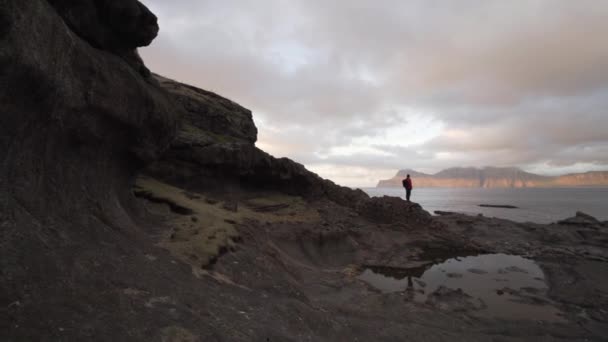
(146, 77, 353, 201)
(148, 138, 370, 208)
(48, 0, 159, 48)
(1, 0, 176, 205)
(47, 0, 160, 76)
(1, 2, 433, 338)
(10, 1, 607, 341)
(558, 211, 601, 226)
(434, 210, 458, 216)
(479, 204, 518, 209)
(155, 75, 257, 144)
(1, 0, 176, 339)
(358, 196, 432, 226)
(145, 76, 432, 223)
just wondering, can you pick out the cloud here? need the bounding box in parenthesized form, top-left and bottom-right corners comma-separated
(140, 0, 608, 186)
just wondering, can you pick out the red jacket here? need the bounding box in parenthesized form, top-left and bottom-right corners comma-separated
(404, 178, 413, 190)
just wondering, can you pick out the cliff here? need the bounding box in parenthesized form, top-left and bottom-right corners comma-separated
(1, 1, 430, 339)
(3, 1, 608, 340)
(378, 167, 608, 188)
(144, 74, 395, 212)
(554, 171, 608, 187)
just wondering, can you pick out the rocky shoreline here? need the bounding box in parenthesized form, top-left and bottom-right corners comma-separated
(133, 184, 608, 341)
(2, 1, 608, 341)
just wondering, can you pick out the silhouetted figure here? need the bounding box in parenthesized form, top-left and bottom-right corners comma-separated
(402, 174, 413, 202)
(404, 275, 415, 301)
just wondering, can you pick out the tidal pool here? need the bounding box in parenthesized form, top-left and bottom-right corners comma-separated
(358, 253, 564, 321)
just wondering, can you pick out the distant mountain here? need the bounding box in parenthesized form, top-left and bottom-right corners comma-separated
(377, 167, 608, 188)
(395, 169, 431, 178)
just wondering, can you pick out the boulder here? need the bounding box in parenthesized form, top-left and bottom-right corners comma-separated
(558, 211, 601, 226)
(358, 196, 432, 226)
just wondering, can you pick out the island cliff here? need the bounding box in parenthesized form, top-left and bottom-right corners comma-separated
(2, 1, 608, 341)
(377, 167, 608, 188)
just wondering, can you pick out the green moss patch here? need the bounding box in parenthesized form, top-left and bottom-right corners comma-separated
(134, 177, 320, 272)
(135, 177, 240, 269)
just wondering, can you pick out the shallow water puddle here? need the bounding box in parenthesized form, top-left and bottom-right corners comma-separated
(358, 254, 565, 321)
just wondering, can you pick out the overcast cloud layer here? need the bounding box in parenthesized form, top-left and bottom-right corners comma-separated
(141, 0, 608, 187)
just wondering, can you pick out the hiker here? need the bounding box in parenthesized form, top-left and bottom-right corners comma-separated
(402, 174, 413, 202)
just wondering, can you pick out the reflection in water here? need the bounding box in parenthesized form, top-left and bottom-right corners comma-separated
(358, 254, 564, 321)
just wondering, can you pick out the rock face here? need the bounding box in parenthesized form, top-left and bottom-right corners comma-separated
(47, 0, 160, 77)
(558, 211, 602, 227)
(145, 75, 409, 220)
(554, 171, 608, 187)
(378, 167, 608, 188)
(1, 2, 431, 339)
(5, 1, 608, 341)
(1, 0, 177, 338)
(0, 0, 176, 217)
(358, 196, 431, 225)
(155, 75, 257, 144)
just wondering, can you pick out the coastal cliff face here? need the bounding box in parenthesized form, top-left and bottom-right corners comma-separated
(1, 0, 179, 338)
(3, 1, 608, 341)
(1, 0, 176, 253)
(0, 1, 430, 339)
(145, 75, 381, 211)
(554, 171, 608, 186)
(378, 167, 608, 188)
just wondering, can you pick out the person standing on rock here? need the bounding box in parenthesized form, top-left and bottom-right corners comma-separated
(402, 174, 413, 202)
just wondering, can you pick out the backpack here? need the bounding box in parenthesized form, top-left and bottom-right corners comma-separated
(402, 179, 407, 187)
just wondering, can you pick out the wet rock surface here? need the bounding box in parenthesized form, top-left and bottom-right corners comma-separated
(2, 1, 608, 341)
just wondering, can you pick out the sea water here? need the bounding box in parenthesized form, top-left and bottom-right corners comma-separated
(358, 254, 564, 321)
(362, 187, 608, 223)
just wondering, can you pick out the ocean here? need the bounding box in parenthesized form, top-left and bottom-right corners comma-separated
(362, 187, 608, 224)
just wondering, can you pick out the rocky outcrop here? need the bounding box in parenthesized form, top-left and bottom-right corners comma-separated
(1, 0, 176, 216)
(378, 167, 608, 188)
(358, 196, 431, 225)
(558, 211, 603, 227)
(47, 0, 160, 77)
(1, 2, 430, 338)
(145, 75, 436, 228)
(145, 75, 410, 218)
(155, 75, 257, 144)
(3, 1, 608, 341)
(1, 0, 177, 338)
(1, 0, 177, 205)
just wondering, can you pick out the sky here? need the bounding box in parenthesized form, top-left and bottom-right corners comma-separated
(140, 0, 608, 187)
